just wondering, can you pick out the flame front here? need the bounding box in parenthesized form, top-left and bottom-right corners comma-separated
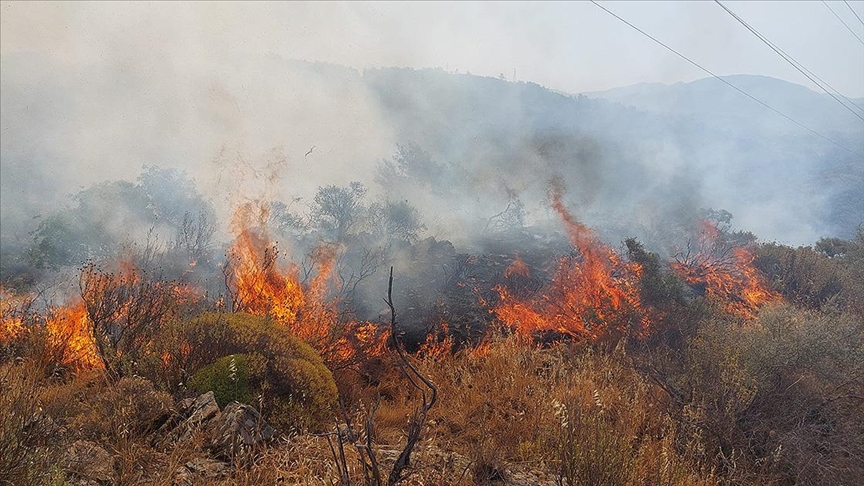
(225, 201, 387, 368)
(45, 300, 101, 370)
(1, 288, 100, 371)
(492, 185, 649, 342)
(672, 220, 779, 318)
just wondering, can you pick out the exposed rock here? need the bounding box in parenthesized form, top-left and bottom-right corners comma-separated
(156, 391, 221, 447)
(173, 457, 228, 485)
(186, 391, 220, 427)
(62, 440, 115, 484)
(207, 401, 275, 458)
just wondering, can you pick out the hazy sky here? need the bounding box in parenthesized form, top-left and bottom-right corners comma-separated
(2, 1, 863, 97)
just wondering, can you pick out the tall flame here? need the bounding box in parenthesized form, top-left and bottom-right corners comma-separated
(492, 184, 649, 342)
(225, 201, 388, 368)
(45, 300, 101, 370)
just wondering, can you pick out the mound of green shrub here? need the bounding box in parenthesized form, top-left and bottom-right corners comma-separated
(184, 312, 338, 432)
(187, 353, 266, 408)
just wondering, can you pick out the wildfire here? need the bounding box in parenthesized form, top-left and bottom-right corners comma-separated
(45, 300, 101, 370)
(672, 220, 779, 318)
(0, 288, 100, 370)
(225, 201, 388, 368)
(418, 322, 493, 359)
(0, 287, 25, 343)
(504, 256, 530, 279)
(492, 184, 649, 342)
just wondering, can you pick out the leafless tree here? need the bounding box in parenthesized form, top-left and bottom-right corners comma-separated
(384, 266, 438, 484)
(174, 210, 216, 264)
(324, 267, 437, 485)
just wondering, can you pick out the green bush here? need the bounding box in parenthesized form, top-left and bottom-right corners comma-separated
(187, 353, 266, 408)
(754, 242, 843, 310)
(183, 312, 338, 432)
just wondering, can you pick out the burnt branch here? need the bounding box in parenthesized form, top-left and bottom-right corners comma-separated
(384, 267, 438, 485)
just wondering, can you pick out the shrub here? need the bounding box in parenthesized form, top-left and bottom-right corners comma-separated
(416, 339, 716, 485)
(40, 374, 173, 444)
(754, 243, 843, 310)
(673, 304, 864, 483)
(0, 362, 65, 485)
(188, 353, 266, 408)
(182, 312, 338, 432)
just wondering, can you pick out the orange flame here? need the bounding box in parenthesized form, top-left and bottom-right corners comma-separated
(45, 300, 101, 370)
(492, 184, 649, 342)
(672, 220, 779, 318)
(504, 256, 530, 279)
(0, 288, 26, 343)
(225, 201, 388, 368)
(2, 286, 100, 370)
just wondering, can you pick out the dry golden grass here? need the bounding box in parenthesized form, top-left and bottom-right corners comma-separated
(3, 302, 859, 485)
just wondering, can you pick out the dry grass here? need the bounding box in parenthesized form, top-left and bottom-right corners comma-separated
(0, 362, 65, 485)
(416, 338, 717, 485)
(2, 303, 859, 485)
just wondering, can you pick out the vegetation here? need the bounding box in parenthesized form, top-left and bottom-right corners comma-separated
(182, 312, 339, 432)
(1, 165, 862, 485)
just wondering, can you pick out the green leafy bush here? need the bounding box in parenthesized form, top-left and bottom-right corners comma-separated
(187, 353, 266, 408)
(183, 312, 338, 432)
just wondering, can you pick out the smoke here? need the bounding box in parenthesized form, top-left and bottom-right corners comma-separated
(2, 1, 863, 304)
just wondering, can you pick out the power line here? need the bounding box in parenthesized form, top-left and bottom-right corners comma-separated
(844, 0, 864, 27)
(823, 0, 864, 46)
(589, 1, 863, 159)
(715, 0, 864, 121)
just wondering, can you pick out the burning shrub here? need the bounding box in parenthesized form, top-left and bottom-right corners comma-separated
(492, 185, 650, 344)
(1, 290, 101, 376)
(79, 261, 181, 378)
(672, 220, 780, 319)
(181, 312, 338, 432)
(223, 201, 390, 371)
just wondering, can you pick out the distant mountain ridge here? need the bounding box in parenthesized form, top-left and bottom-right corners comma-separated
(581, 74, 864, 135)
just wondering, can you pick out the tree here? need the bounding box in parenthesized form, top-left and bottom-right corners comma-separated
(375, 143, 448, 192)
(311, 182, 368, 241)
(369, 199, 425, 243)
(28, 181, 155, 268)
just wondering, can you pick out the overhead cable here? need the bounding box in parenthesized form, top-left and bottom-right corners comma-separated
(715, 0, 864, 121)
(845, 0, 864, 27)
(823, 0, 864, 46)
(589, 1, 863, 159)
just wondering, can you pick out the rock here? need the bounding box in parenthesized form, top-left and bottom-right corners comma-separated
(62, 440, 115, 484)
(173, 457, 228, 485)
(208, 402, 275, 458)
(156, 391, 221, 448)
(186, 391, 220, 427)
